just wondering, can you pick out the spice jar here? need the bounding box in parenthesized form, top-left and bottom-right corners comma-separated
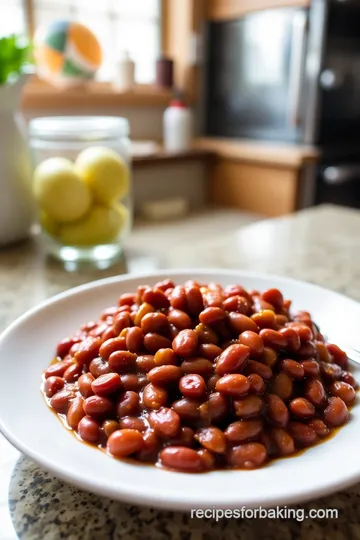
(29, 116, 132, 268)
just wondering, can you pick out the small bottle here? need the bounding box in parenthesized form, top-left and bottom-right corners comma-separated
(113, 51, 135, 91)
(163, 99, 193, 152)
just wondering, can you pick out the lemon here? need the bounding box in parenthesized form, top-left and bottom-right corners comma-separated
(59, 203, 129, 246)
(75, 146, 129, 204)
(33, 157, 91, 223)
(40, 211, 60, 238)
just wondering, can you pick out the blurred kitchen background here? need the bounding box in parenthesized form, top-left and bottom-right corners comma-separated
(1, 0, 360, 266)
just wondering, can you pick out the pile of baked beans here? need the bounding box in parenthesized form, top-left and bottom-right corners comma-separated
(43, 279, 357, 473)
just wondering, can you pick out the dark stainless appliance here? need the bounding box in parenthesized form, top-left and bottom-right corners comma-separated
(204, 0, 360, 208)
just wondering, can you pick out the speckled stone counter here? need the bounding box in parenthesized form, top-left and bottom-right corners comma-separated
(3, 204, 360, 540)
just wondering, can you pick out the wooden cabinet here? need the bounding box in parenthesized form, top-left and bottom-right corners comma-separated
(207, 0, 311, 20)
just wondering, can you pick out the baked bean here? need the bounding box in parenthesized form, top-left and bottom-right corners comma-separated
(320, 361, 342, 381)
(289, 397, 315, 419)
(108, 351, 137, 372)
(148, 408, 181, 438)
(224, 419, 263, 443)
(269, 428, 294, 456)
(215, 344, 250, 375)
(170, 286, 187, 311)
(133, 303, 154, 326)
(69, 342, 81, 355)
(196, 427, 227, 453)
(207, 374, 221, 392)
(248, 374, 266, 395)
(324, 397, 349, 427)
(271, 372, 293, 401)
(305, 379, 326, 407)
(78, 416, 101, 443)
(135, 285, 148, 304)
(144, 333, 172, 354)
(239, 331, 264, 358)
(197, 343, 222, 360)
(262, 347, 278, 367)
(125, 327, 143, 353)
(44, 358, 74, 379)
(308, 418, 330, 439)
(154, 348, 178, 366)
(197, 448, 216, 470)
(44, 376, 64, 397)
(259, 329, 287, 349)
(341, 371, 357, 389)
(167, 426, 195, 447)
(224, 284, 251, 302)
(167, 309, 192, 330)
(107, 429, 144, 458)
(251, 310, 276, 330)
(142, 383, 168, 410)
(63, 363, 82, 383)
(288, 422, 317, 446)
(227, 443, 267, 469)
(118, 293, 136, 307)
(194, 323, 219, 345)
(119, 416, 146, 432)
(181, 358, 214, 376)
(245, 360, 273, 381)
(275, 315, 289, 327)
(171, 329, 198, 357)
(199, 307, 226, 326)
(89, 357, 111, 378)
(223, 295, 250, 314)
(91, 373, 122, 396)
(327, 344, 348, 370)
(84, 395, 114, 418)
(136, 354, 156, 373)
(185, 285, 204, 315)
(287, 322, 313, 342)
(329, 381, 356, 405)
(160, 446, 203, 472)
(266, 395, 289, 427)
(102, 419, 121, 437)
(316, 341, 331, 363)
(233, 395, 264, 418)
(279, 328, 301, 352)
(297, 342, 317, 359)
(216, 374, 250, 397)
(142, 287, 170, 310)
(117, 391, 140, 417)
(254, 297, 275, 313)
(141, 312, 169, 335)
(147, 365, 182, 386)
(57, 337, 80, 358)
(67, 396, 85, 429)
(228, 313, 259, 334)
(262, 288, 284, 310)
(99, 338, 126, 360)
(300, 359, 320, 378)
(120, 374, 146, 391)
(101, 326, 117, 342)
(154, 279, 175, 292)
(137, 430, 159, 462)
(179, 374, 206, 399)
(280, 359, 305, 380)
(173, 398, 200, 421)
(50, 389, 75, 413)
(113, 312, 132, 334)
(199, 392, 229, 422)
(202, 290, 223, 308)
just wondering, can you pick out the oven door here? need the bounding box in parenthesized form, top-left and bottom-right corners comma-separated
(316, 163, 360, 208)
(204, 7, 308, 142)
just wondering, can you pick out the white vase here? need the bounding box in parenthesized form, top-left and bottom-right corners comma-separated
(0, 74, 34, 246)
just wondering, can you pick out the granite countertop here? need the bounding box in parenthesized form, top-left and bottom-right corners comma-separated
(2, 204, 360, 540)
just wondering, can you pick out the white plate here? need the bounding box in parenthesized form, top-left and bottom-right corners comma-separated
(0, 269, 359, 511)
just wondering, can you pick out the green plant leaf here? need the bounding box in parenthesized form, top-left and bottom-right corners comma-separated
(0, 34, 31, 85)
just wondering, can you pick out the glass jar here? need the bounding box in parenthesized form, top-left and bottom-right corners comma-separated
(29, 116, 132, 269)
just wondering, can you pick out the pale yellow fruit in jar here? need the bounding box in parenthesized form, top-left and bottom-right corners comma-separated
(59, 203, 129, 246)
(40, 211, 60, 238)
(75, 146, 129, 204)
(33, 157, 92, 223)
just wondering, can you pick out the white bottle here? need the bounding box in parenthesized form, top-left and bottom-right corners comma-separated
(113, 51, 135, 91)
(163, 100, 193, 152)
